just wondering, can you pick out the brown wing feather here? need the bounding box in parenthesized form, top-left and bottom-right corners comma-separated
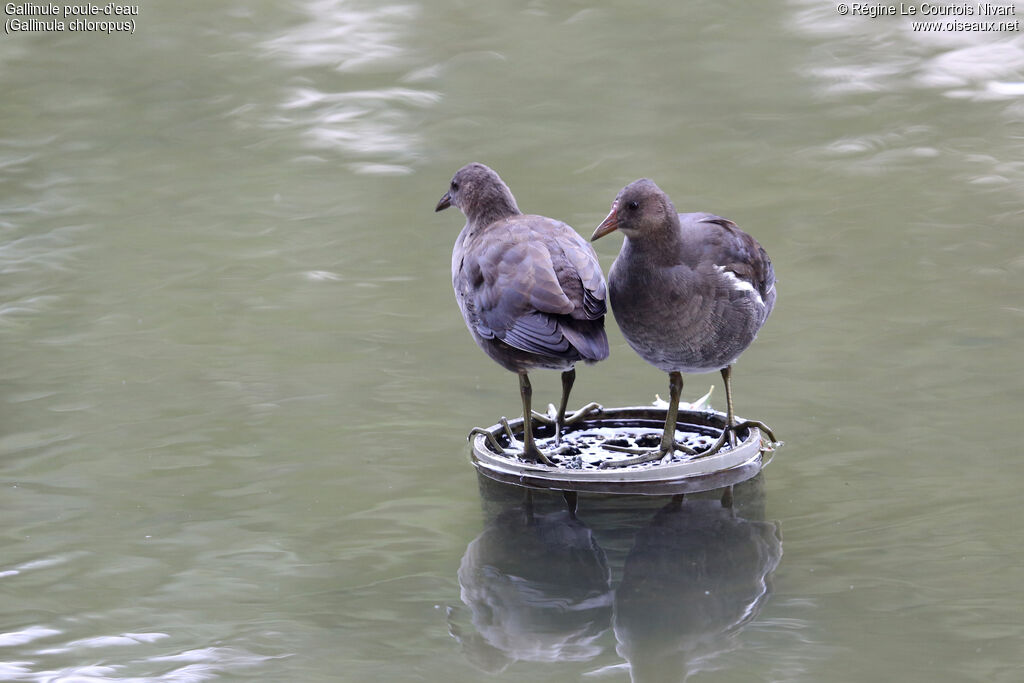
(461, 216, 608, 360)
(693, 214, 775, 302)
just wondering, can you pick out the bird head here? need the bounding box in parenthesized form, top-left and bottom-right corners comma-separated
(435, 163, 519, 223)
(591, 179, 675, 242)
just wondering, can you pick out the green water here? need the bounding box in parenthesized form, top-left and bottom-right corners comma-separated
(2, 1, 1022, 680)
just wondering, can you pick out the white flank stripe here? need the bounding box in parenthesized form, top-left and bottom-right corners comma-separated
(715, 265, 763, 306)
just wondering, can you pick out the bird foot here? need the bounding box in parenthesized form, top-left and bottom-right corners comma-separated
(692, 419, 779, 458)
(530, 406, 558, 425)
(521, 443, 557, 466)
(468, 422, 557, 466)
(468, 426, 511, 456)
(559, 402, 603, 428)
(531, 402, 603, 444)
(530, 402, 603, 427)
(598, 440, 698, 468)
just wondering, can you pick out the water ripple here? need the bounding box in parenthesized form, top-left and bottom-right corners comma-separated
(919, 39, 1024, 99)
(251, 0, 439, 173)
(36, 632, 170, 655)
(0, 626, 61, 648)
(0, 643, 275, 682)
(790, 0, 1024, 102)
(275, 85, 439, 162)
(787, 1, 1024, 191)
(260, 1, 418, 72)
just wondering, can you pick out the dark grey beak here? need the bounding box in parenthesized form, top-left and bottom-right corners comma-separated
(435, 191, 452, 212)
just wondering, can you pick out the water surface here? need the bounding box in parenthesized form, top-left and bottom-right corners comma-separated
(2, 1, 1022, 681)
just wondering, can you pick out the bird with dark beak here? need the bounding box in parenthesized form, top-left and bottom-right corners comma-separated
(437, 163, 609, 465)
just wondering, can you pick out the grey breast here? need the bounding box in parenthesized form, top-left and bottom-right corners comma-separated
(609, 213, 773, 374)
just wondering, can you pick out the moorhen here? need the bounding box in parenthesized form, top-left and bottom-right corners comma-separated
(591, 179, 776, 465)
(436, 163, 609, 465)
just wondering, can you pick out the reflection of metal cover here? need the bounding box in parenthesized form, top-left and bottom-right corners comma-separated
(470, 406, 775, 495)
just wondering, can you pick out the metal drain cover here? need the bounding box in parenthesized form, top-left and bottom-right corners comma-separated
(469, 405, 775, 495)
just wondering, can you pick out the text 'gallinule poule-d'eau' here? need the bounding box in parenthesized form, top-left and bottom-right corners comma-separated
(436, 163, 610, 465)
(591, 179, 777, 466)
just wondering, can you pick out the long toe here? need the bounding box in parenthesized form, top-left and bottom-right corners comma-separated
(671, 440, 698, 456)
(598, 443, 675, 468)
(521, 443, 556, 466)
(529, 406, 558, 426)
(697, 428, 733, 457)
(697, 425, 739, 457)
(698, 420, 777, 457)
(554, 402, 603, 446)
(469, 426, 535, 461)
(735, 419, 777, 444)
(468, 427, 505, 454)
(560, 402, 603, 428)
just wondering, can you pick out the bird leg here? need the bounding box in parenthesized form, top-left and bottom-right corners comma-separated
(562, 490, 578, 518)
(518, 372, 556, 465)
(723, 366, 737, 447)
(555, 368, 576, 441)
(695, 366, 740, 456)
(556, 368, 603, 433)
(720, 485, 734, 509)
(696, 366, 778, 457)
(600, 371, 698, 467)
(527, 368, 603, 444)
(468, 378, 563, 465)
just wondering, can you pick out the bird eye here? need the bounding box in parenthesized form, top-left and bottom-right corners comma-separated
(450, 181, 459, 191)
(627, 200, 639, 211)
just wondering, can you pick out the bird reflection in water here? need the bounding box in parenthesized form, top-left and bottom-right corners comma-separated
(449, 487, 613, 673)
(449, 476, 783, 680)
(614, 490, 783, 681)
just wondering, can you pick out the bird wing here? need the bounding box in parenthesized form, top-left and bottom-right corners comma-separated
(458, 217, 607, 360)
(548, 223, 608, 321)
(684, 214, 775, 302)
(542, 221, 610, 361)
